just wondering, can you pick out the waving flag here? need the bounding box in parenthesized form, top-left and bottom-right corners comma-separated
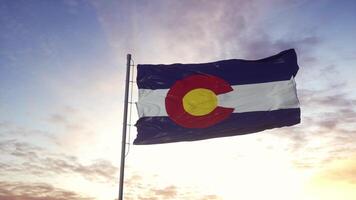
(134, 49, 300, 145)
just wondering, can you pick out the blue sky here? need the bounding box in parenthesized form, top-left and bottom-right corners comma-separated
(1, 0, 356, 199)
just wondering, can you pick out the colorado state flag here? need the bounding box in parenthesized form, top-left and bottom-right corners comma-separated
(134, 49, 300, 145)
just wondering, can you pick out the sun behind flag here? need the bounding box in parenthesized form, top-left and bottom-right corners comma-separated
(134, 49, 300, 145)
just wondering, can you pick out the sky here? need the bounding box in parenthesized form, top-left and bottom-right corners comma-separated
(0, 0, 356, 199)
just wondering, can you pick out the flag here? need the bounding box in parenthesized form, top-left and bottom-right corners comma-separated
(134, 49, 300, 145)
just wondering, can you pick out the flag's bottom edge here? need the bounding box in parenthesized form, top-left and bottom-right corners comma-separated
(134, 108, 300, 145)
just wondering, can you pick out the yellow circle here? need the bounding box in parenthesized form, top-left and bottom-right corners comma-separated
(182, 88, 218, 116)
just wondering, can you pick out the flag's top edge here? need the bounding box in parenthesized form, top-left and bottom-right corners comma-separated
(137, 49, 296, 67)
(136, 49, 299, 89)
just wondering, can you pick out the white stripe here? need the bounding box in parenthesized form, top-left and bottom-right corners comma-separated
(137, 89, 168, 117)
(137, 78, 299, 117)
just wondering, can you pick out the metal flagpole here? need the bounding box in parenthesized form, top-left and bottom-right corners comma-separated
(118, 54, 131, 200)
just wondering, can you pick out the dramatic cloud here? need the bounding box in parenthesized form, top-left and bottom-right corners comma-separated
(93, 0, 321, 63)
(0, 140, 118, 183)
(0, 181, 93, 200)
(261, 77, 356, 170)
(1, 1, 355, 200)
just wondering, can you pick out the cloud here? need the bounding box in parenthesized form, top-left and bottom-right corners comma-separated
(200, 195, 221, 200)
(47, 107, 87, 132)
(151, 185, 177, 199)
(300, 89, 356, 109)
(93, 0, 322, 64)
(299, 88, 356, 133)
(123, 173, 222, 200)
(0, 181, 93, 200)
(266, 82, 356, 170)
(0, 121, 55, 141)
(235, 33, 322, 59)
(45, 107, 106, 152)
(312, 154, 356, 184)
(48, 114, 68, 125)
(0, 140, 118, 183)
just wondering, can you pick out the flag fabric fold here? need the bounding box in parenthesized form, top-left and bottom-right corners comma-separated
(134, 49, 300, 145)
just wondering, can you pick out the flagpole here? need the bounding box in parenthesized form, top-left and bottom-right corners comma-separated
(118, 54, 131, 200)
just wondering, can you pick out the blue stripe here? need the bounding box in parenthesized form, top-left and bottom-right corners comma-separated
(137, 49, 299, 89)
(134, 108, 300, 145)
